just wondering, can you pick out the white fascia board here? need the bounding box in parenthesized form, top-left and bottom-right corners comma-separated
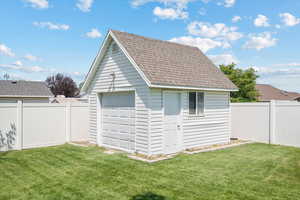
(150, 84, 238, 92)
(109, 31, 152, 87)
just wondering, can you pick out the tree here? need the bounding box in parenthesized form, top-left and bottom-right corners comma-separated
(46, 73, 79, 97)
(220, 63, 259, 102)
(3, 73, 10, 80)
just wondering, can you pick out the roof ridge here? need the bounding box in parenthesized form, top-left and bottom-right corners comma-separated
(110, 29, 200, 51)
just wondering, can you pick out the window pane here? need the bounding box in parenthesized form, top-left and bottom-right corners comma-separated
(197, 92, 204, 115)
(189, 92, 196, 115)
(102, 92, 135, 108)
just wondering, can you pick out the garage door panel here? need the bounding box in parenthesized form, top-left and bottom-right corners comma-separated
(101, 92, 135, 152)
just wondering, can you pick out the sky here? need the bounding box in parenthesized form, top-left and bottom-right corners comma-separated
(1, 0, 300, 92)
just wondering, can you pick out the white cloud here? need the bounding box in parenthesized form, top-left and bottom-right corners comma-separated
(0, 44, 15, 57)
(131, 0, 194, 7)
(169, 36, 227, 53)
(273, 62, 300, 67)
(0, 63, 47, 73)
(76, 0, 94, 12)
(23, 54, 39, 61)
(232, 16, 242, 23)
(254, 66, 300, 76)
(86, 28, 102, 38)
(254, 14, 270, 27)
(209, 54, 239, 65)
(224, 0, 235, 7)
(249, 64, 300, 93)
(153, 6, 188, 19)
(187, 21, 243, 41)
(275, 24, 281, 29)
(33, 22, 70, 30)
(243, 32, 277, 51)
(131, 0, 192, 20)
(23, 0, 49, 9)
(279, 13, 300, 26)
(13, 61, 23, 66)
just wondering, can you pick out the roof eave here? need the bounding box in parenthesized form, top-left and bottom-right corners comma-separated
(149, 83, 238, 92)
(0, 95, 53, 98)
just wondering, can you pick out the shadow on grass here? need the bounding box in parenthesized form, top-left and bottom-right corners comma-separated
(131, 192, 166, 200)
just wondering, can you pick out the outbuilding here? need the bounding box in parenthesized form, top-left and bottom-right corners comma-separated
(81, 30, 238, 156)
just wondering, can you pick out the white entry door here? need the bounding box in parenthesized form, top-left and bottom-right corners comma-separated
(164, 92, 182, 154)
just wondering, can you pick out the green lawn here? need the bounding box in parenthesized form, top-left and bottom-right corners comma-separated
(1, 143, 300, 200)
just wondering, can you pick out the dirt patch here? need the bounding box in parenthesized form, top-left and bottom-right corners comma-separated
(184, 139, 253, 154)
(69, 141, 96, 147)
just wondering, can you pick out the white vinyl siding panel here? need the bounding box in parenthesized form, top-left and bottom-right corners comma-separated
(148, 90, 230, 155)
(87, 40, 150, 154)
(149, 89, 164, 155)
(183, 91, 231, 149)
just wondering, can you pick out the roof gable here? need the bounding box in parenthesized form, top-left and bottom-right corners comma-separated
(82, 30, 238, 92)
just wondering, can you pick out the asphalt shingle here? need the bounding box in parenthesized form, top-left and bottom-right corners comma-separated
(0, 80, 53, 97)
(111, 30, 237, 90)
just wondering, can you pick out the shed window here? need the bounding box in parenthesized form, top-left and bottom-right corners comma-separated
(189, 92, 205, 115)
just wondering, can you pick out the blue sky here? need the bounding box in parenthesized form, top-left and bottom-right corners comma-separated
(1, 0, 300, 92)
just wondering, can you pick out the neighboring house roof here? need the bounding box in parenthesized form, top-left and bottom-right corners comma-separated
(256, 84, 300, 101)
(82, 30, 238, 92)
(0, 80, 53, 97)
(50, 96, 88, 103)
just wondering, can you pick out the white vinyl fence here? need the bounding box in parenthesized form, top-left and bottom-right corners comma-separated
(0, 101, 89, 151)
(231, 101, 300, 148)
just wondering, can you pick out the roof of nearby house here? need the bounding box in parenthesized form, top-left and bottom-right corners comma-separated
(82, 30, 237, 92)
(256, 84, 300, 101)
(0, 80, 53, 97)
(50, 96, 88, 103)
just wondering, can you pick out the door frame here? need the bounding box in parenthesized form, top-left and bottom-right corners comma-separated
(162, 90, 184, 154)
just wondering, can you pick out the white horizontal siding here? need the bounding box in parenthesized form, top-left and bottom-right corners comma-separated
(148, 90, 231, 155)
(183, 91, 230, 149)
(87, 40, 150, 154)
(149, 89, 164, 155)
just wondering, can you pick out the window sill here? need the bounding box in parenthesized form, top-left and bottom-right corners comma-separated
(188, 114, 205, 118)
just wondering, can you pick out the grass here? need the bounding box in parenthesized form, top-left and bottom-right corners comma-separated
(0, 143, 300, 200)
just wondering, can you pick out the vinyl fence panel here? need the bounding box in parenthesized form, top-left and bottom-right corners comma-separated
(0, 103, 18, 151)
(231, 101, 300, 148)
(231, 103, 270, 143)
(0, 102, 89, 151)
(22, 103, 67, 149)
(70, 103, 89, 142)
(274, 101, 300, 147)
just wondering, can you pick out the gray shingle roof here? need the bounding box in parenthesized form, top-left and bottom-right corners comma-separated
(256, 84, 300, 101)
(111, 30, 237, 90)
(0, 80, 53, 97)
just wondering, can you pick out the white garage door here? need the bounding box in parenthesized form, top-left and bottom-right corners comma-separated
(101, 92, 135, 151)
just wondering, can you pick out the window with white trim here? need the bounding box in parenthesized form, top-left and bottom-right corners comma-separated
(189, 92, 204, 115)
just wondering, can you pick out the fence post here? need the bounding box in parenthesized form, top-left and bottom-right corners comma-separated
(16, 100, 23, 150)
(65, 102, 71, 143)
(269, 100, 276, 144)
